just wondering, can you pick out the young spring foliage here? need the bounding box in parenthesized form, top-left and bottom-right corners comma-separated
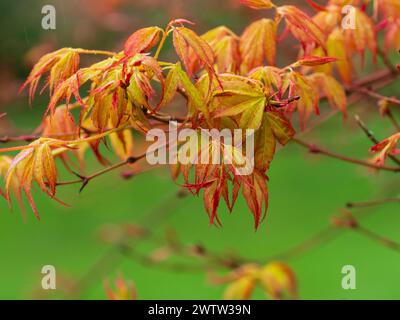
(0, 0, 398, 228)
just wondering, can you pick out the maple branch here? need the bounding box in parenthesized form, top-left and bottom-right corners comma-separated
(354, 86, 400, 106)
(262, 226, 340, 262)
(377, 47, 398, 75)
(386, 110, 400, 131)
(0, 134, 40, 143)
(118, 244, 208, 273)
(292, 137, 400, 172)
(346, 198, 400, 208)
(355, 225, 400, 254)
(298, 69, 399, 137)
(57, 154, 147, 192)
(354, 115, 400, 166)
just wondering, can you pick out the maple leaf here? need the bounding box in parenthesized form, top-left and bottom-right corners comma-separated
(282, 71, 319, 128)
(219, 261, 297, 300)
(240, 0, 276, 10)
(376, 0, 400, 22)
(20, 48, 80, 103)
(104, 275, 137, 300)
(109, 128, 134, 161)
(0, 138, 70, 219)
(249, 66, 282, 96)
(212, 75, 267, 130)
(327, 28, 353, 84)
(291, 56, 337, 68)
(0, 156, 24, 215)
(171, 63, 210, 122)
(343, 7, 377, 65)
(251, 110, 295, 173)
(240, 19, 277, 74)
(312, 4, 341, 34)
(276, 5, 327, 53)
(38, 106, 89, 171)
(172, 26, 219, 86)
(224, 275, 257, 300)
(124, 26, 163, 56)
(47, 56, 118, 115)
(370, 133, 400, 166)
(201, 27, 241, 74)
(242, 171, 269, 228)
(384, 19, 400, 51)
(308, 72, 347, 117)
(259, 262, 297, 300)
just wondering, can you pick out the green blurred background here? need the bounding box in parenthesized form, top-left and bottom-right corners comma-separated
(0, 0, 399, 300)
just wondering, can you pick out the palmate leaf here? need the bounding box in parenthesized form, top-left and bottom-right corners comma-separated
(259, 262, 297, 300)
(377, 0, 400, 20)
(212, 75, 267, 130)
(327, 28, 353, 84)
(240, 0, 275, 10)
(384, 20, 400, 51)
(177, 64, 210, 121)
(254, 111, 295, 172)
(308, 72, 347, 117)
(276, 5, 326, 52)
(282, 71, 319, 128)
(20, 48, 80, 104)
(220, 262, 297, 300)
(312, 7, 341, 34)
(240, 18, 277, 74)
(124, 26, 163, 56)
(266, 110, 295, 146)
(172, 26, 219, 86)
(291, 56, 337, 67)
(370, 133, 400, 166)
(249, 66, 282, 96)
(1, 139, 70, 219)
(172, 129, 269, 229)
(201, 27, 241, 74)
(343, 7, 377, 65)
(0, 156, 24, 215)
(109, 129, 134, 161)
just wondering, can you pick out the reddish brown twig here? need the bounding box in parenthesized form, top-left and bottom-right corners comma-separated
(347, 198, 400, 208)
(57, 154, 147, 192)
(292, 138, 400, 172)
(354, 115, 400, 166)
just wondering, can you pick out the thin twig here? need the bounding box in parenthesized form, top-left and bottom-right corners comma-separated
(292, 138, 400, 172)
(354, 86, 400, 106)
(355, 225, 400, 253)
(261, 226, 340, 262)
(386, 110, 400, 131)
(354, 115, 400, 166)
(347, 198, 400, 208)
(377, 47, 398, 75)
(57, 154, 147, 192)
